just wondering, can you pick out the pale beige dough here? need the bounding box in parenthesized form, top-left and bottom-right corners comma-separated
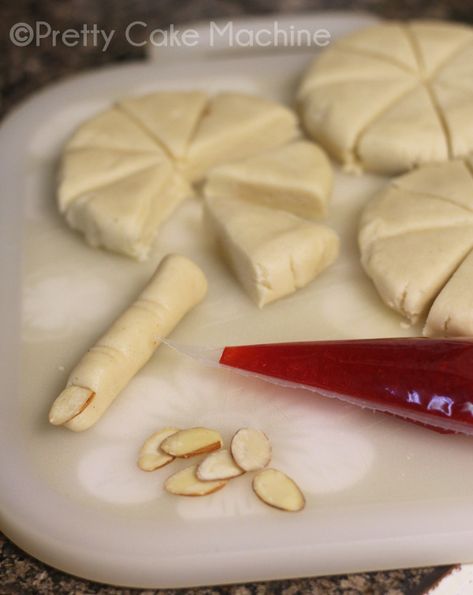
(424, 251, 473, 337)
(57, 148, 166, 212)
(335, 22, 419, 71)
(435, 43, 473, 94)
(408, 20, 473, 75)
(300, 78, 415, 171)
(59, 91, 299, 259)
(297, 48, 410, 99)
(432, 84, 473, 158)
(66, 108, 159, 152)
(65, 165, 191, 261)
(49, 254, 208, 432)
(204, 141, 333, 219)
(118, 91, 208, 160)
(298, 20, 473, 173)
(204, 195, 339, 308)
(359, 159, 473, 332)
(392, 159, 473, 211)
(362, 226, 473, 323)
(356, 86, 449, 173)
(184, 92, 298, 181)
(359, 186, 473, 254)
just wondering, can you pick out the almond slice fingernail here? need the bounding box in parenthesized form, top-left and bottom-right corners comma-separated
(230, 428, 271, 471)
(160, 427, 223, 458)
(197, 449, 244, 481)
(165, 465, 227, 496)
(48, 386, 95, 426)
(253, 468, 305, 512)
(137, 427, 179, 471)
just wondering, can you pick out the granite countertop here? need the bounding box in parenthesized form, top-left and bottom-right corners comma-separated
(1, 1, 472, 593)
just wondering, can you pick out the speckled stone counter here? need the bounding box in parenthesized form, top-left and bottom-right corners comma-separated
(1, 1, 472, 593)
(0, 532, 454, 595)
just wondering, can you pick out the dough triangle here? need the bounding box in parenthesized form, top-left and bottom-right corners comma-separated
(393, 159, 473, 212)
(434, 43, 473, 94)
(424, 249, 473, 336)
(65, 162, 189, 260)
(358, 86, 449, 173)
(58, 149, 166, 212)
(204, 195, 339, 307)
(301, 78, 415, 168)
(185, 93, 297, 182)
(204, 141, 333, 219)
(67, 108, 159, 152)
(409, 21, 473, 75)
(298, 48, 413, 99)
(362, 226, 473, 322)
(359, 185, 473, 253)
(118, 91, 208, 159)
(337, 23, 419, 71)
(431, 83, 473, 158)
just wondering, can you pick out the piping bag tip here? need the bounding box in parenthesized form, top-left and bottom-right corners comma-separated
(159, 337, 473, 437)
(159, 337, 224, 368)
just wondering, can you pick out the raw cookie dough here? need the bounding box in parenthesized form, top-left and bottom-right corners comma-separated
(184, 92, 298, 182)
(298, 20, 473, 174)
(65, 165, 191, 261)
(48, 254, 208, 431)
(359, 157, 473, 331)
(203, 140, 333, 219)
(204, 195, 339, 307)
(424, 250, 473, 337)
(59, 91, 298, 259)
(118, 91, 208, 160)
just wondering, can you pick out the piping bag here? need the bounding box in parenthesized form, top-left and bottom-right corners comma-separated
(162, 337, 473, 437)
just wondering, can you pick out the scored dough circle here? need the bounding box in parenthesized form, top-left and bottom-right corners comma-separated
(298, 20, 473, 174)
(57, 91, 300, 260)
(358, 156, 473, 335)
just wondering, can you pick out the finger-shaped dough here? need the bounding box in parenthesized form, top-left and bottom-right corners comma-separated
(48, 254, 208, 431)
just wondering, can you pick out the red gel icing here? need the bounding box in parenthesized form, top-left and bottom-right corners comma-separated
(220, 339, 473, 433)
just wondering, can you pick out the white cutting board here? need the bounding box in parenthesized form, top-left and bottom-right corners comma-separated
(2, 13, 473, 590)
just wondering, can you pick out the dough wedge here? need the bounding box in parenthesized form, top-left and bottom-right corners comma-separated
(185, 92, 298, 181)
(204, 195, 339, 307)
(204, 141, 333, 219)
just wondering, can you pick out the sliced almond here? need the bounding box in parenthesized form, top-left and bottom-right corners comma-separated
(160, 427, 223, 458)
(196, 449, 245, 481)
(137, 427, 179, 471)
(253, 468, 305, 512)
(230, 428, 271, 471)
(164, 465, 227, 496)
(48, 386, 95, 426)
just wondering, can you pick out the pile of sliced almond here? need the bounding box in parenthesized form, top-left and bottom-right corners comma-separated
(137, 426, 305, 512)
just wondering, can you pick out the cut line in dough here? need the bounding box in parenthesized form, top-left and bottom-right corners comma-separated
(299, 19, 473, 173)
(59, 91, 299, 259)
(359, 159, 473, 333)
